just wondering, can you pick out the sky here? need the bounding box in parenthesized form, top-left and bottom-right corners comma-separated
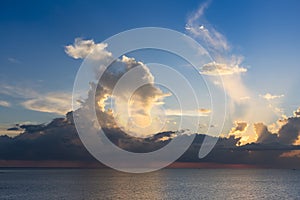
(1, 0, 300, 145)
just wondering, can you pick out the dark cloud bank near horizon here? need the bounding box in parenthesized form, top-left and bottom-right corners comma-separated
(1, 111, 300, 168)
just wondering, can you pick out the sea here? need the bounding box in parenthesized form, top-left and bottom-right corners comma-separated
(0, 169, 300, 200)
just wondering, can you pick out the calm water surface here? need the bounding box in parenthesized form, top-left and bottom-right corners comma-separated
(0, 169, 300, 199)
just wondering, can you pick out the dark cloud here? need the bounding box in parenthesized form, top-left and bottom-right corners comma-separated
(254, 111, 300, 145)
(0, 113, 93, 161)
(1, 111, 300, 168)
(6, 127, 20, 131)
(278, 117, 300, 144)
(255, 123, 278, 144)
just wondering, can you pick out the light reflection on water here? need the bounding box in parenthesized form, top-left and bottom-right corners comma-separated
(0, 169, 300, 199)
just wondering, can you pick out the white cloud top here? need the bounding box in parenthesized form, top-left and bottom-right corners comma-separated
(65, 38, 112, 60)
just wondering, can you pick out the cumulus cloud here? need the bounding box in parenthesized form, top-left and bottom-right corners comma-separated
(65, 38, 112, 60)
(64, 38, 212, 136)
(254, 123, 278, 144)
(260, 93, 284, 100)
(229, 121, 249, 144)
(200, 62, 247, 76)
(0, 100, 11, 107)
(230, 121, 248, 134)
(278, 117, 300, 145)
(79, 53, 171, 137)
(254, 108, 300, 145)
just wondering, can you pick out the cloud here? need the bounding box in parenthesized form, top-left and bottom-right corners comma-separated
(200, 62, 247, 76)
(186, 2, 229, 52)
(1, 112, 300, 168)
(65, 38, 112, 60)
(0, 115, 94, 161)
(198, 108, 211, 114)
(21, 92, 72, 115)
(293, 108, 300, 117)
(78, 53, 171, 137)
(239, 96, 250, 101)
(254, 123, 278, 144)
(278, 117, 300, 145)
(0, 83, 73, 115)
(254, 108, 300, 145)
(8, 57, 21, 64)
(65, 39, 171, 135)
(186, 3, 282, 144)
(0, 84, 38, 99)
(0, 100, 11, 107)
(260, 93, 284, 100)
(280, 150, 300, 158)
(230, 121, 248, 134)
(0, 128, 22, 137)
(229, 121, 248, 144)
(165, 109, 211, 117)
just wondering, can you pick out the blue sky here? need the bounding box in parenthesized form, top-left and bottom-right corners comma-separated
(1, 0, 300, 140)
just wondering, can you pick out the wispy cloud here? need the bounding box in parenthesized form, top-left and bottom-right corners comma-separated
(165, 108, 211, 117)
(0, 83, 71, 115)
(260, 93, 284, 100)
(8, 57, 21, 64)
(0, 100, 11, 107)
(21, 92, 72, 115)
(200, 62, 247, 76)
(186, 3, 246, 75)
(186, 1, 230, 52)
(186, 2, 279, 143)
(0, 84, 38, 99)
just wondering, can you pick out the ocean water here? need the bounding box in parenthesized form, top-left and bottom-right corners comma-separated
(0, 169, 300, 200)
